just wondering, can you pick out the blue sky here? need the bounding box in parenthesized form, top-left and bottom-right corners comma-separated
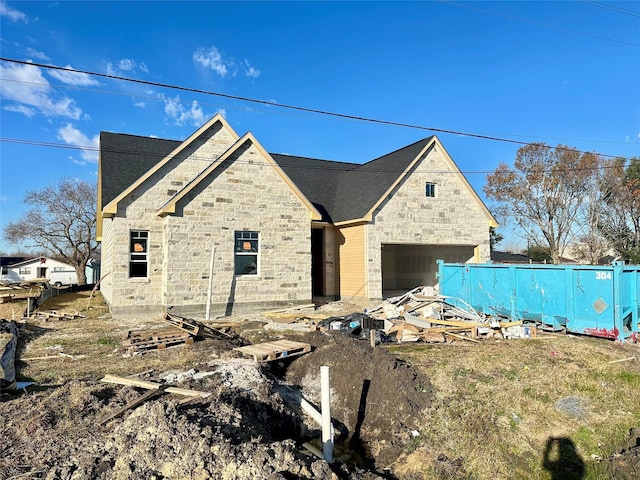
(1, 0, 639, 253)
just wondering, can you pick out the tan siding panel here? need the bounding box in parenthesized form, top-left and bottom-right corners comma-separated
(337, 224, 367, 299)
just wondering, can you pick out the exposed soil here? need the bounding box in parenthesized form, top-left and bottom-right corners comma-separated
(284, 331, 432, 469)
(606, 427, 640, 479)
(0, 314, 430, 480)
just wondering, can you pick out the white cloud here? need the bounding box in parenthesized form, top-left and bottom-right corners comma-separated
(106, 58, 148, 76)
(118, 58, 148, 73)
(193, 47, 261, 79)
(133, 100, 146, 108)
(24, 47, 49, 61)
(4, 104, 35, 117)
(0, 1, 27, 22)
(193, 46, 232, 77)
(244, 59, 260, 78)
(57, 124, 99, 163)
(48, 65, 99, 86)
(0, 61, 83, 119)
(162, 95, 207, 127)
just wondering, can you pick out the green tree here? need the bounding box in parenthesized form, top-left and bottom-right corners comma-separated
(489, 226, 503, 251)
(3, 178, 99, 285)
(484, 143, 598, 264)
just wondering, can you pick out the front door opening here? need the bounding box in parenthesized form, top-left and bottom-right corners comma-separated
(311, 228, 325, 296)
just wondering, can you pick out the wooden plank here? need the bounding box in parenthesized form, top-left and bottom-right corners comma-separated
(234, 339, 311, 362)
(165, 387, 211, 397)
(164, 313, 204, 336)
(262, 304, 316, 315)
(444, 332, 481, 344)
(101, 374, 162, 390)
(99, 388, 164, 425)
(100, 374, 210, 397)
(424, 319, 484, 328)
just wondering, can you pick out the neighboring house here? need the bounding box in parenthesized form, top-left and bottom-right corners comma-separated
(0, 256, 29, 283)
(490, 251, 538, 264)
(1, 257, 76, 284)
(98, 114, 497, 318)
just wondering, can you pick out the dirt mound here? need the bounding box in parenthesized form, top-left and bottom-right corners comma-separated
(606, 427, 640, 479)
(284, 331, 432, 469)
(2, 348, 409, 479)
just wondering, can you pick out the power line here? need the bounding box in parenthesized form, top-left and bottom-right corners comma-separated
(578, 0, 640, 18)
(1, 136, 635, 175)
(0, 57, 636, 161)
(440, 0, 640, 46)
(2, 76, 635, 147)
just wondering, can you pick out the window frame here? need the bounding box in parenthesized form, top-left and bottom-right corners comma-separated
(234, 231, 259, 276)
(425, 182, 437, 198)
(18, 267, 31, 275)
(129, 230, 149, 278)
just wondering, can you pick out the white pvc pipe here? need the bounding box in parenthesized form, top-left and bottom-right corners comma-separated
(321, 365, 333, 463)
(205, 246, 215, 320)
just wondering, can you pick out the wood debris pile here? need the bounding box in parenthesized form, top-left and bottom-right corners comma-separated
(123, 313, 234, 354)
(31, 310, 86, 321)
(258, 287, 536, 345)
(366, 286, 535, 343)
(1, 319, 20, 390)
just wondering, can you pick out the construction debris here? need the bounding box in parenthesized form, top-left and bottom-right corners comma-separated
(234, 339, 311, 362)
(121, 313, 239, 355)
(164, 312, 232, 338)
(366, 288, 537, 343)
(1, 319, 20, 391)
(123, 327, 194, 354)
(99, 373, 211, 424)
(0, 293, 17, 304)
(31, 310, 86, 321)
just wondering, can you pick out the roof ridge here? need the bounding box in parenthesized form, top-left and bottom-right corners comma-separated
(352, 137, 435, 169)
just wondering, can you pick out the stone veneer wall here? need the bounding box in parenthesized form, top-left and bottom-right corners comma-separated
(162, 142, 312, 317)
(366, 146, 491, 300)
(104, 123, 239, 317)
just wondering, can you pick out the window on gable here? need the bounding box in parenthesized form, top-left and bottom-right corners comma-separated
(234, 231, 259, 275)
(129, 230, 149, 278)
(19, 267, 31, 275)
(426, 182, 437, 198)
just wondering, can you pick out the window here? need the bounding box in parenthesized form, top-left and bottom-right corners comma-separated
(425, 182, 436, 198)
(129, 230, 149, 278)
(234, 231, 259, 275)
(53, 267, 65, 272)
(19, 267, 31, 275)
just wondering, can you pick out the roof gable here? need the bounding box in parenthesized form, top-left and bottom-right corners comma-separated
(100, 113, 239, 216)
(6, 257, 73, 268)
(273, 138, 436, 223)
(98, 116, 496, 228)
(157, 133, 322, 220)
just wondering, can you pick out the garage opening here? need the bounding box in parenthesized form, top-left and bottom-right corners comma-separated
(381, 244, 475, 297)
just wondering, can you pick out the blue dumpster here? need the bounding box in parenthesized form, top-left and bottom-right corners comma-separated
(437, 261, 639, 342)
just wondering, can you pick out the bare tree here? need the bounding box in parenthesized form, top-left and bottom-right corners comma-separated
(598, 157, 640, 264)
(484, 143, 598, 264)
(570, 156, 611, 264)
(3, 178, 99, 285)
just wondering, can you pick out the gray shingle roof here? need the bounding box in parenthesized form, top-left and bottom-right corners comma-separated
(100, 132, 179, 209)
(99, 132, 434, 223)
